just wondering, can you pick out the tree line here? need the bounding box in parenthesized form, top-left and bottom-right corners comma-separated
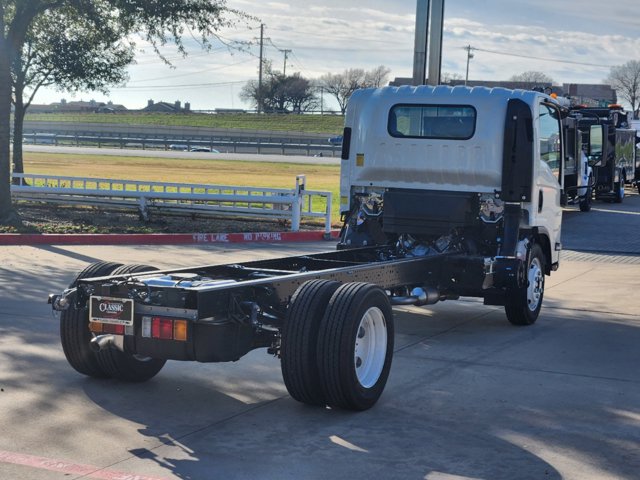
(240, 65, 391, 115)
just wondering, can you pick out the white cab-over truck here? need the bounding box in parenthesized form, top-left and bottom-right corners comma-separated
(50, 86, 593, 411)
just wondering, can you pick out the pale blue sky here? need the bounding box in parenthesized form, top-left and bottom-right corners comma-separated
(34, 0, 640, 110)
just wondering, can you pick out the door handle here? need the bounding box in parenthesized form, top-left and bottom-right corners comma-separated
(538, 190, 544, 213)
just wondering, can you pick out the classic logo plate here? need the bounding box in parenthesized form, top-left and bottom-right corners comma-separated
(89, 296, 134, 326)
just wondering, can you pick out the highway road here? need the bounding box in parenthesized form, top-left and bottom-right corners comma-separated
(24, 144, 342, 165)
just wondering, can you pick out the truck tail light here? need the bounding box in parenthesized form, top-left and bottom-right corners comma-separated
(141, 316, 187, 341)
(152, 318, 173, 339)
(173, 320, 188, 341)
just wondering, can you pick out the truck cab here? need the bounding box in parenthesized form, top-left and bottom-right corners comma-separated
(338, 86, 566, 322)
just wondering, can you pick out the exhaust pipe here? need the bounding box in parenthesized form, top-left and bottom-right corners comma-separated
(391, 287, 441, 306)
(90, 334, 121, 353)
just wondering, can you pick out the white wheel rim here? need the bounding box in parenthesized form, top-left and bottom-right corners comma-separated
(527, 258, 544, 312)
(354, 307, 387, 388)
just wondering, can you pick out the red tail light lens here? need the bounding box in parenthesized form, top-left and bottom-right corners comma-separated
(152, 318, 173, 339)
(103, 323, 125, 335)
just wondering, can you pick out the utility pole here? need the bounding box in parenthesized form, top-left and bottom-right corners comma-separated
(281, 49, 292, 76)
(258, 23, 264, 114)
(464, 44, 474, 86)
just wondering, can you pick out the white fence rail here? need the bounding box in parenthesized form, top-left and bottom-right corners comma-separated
(11, 173, 332, 233)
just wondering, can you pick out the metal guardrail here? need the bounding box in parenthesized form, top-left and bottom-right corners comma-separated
(21, 132, 341, 156)
(11, 173, 332, 233)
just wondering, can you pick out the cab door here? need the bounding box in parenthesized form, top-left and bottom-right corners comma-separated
(535, 101, 563, 263)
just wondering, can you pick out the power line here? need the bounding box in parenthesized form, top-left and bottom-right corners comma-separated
(112, 80, 246, 90)
(470, 46, 614, 69)
(128, 59, 255, 84)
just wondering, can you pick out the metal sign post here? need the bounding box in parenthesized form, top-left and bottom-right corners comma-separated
(412, 0, 445, 86)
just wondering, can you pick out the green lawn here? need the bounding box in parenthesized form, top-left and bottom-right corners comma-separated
(23, 152, 342, 224)
(25, 112, 345, 135)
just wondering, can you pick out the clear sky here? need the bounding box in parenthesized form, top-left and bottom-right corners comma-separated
(33, 0, 640, 111)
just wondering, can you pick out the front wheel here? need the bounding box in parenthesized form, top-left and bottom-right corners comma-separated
(579, 176, 592, 212)
(614, 172, 625, 203)
(317, 283, 394, 411)
(505, 244, 546, 326)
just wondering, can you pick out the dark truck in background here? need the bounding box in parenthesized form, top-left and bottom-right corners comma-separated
(568, 105, 637, 203)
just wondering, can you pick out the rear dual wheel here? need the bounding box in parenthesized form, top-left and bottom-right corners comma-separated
(60, 261, 123, 378)
(281, 280, 340, 405)
(59, 262, 165, 382)
(282, 281, 394, 411)
(94, 264, 166, 382)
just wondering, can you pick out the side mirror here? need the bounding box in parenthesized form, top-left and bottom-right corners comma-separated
(588, 124, 604, 167)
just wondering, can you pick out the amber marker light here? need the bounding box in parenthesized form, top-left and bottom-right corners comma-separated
(173, 320, 188, 341)
(89, 322, 103, 333)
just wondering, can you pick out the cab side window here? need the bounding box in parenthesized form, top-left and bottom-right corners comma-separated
(538, 103, 561, 182)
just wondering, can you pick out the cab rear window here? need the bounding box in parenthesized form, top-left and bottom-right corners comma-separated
(388, 104, 476, 139)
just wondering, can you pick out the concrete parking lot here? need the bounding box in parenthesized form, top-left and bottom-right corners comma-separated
(0, 192, 639, 480)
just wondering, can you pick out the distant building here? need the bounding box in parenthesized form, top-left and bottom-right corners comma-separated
(560, 83, 617, 107)
(142, 99, 192, 113)
(27, 99, 127, 114)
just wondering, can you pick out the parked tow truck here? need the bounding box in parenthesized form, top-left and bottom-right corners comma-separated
(568, 105, 637, 203)
(50, 86, 603, 411)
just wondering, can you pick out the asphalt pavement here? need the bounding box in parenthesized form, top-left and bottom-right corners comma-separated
(0, 191, 639, 480)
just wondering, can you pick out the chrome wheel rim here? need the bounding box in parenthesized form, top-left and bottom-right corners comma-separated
(354, 307, 387, 388)
(527, 257, 544, 312)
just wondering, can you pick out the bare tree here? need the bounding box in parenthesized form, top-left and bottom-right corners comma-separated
(509, 71, 554, 84)
(364, 65, 391, 88)
(240, 69, 318, 113)
(319, 66, 390, 114)
(607, 60, 640, 118)
(441, 72, 463, 84)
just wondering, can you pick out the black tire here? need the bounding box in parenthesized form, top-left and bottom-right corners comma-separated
(579, 177, 592, 212)
(614, 172, 625, 203)
(281, 280, 340, 406)
(60, 261, 123, 378)
(317, 282, 394, 411)
(94, 264, 166, 382)
(505, 244, 546, 326)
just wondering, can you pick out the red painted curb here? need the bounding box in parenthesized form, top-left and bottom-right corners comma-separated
(0, 230, 340, 246)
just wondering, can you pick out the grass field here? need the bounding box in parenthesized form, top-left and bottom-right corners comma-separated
(23, 152, 342, 223)
(24, 112, 345, 135)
